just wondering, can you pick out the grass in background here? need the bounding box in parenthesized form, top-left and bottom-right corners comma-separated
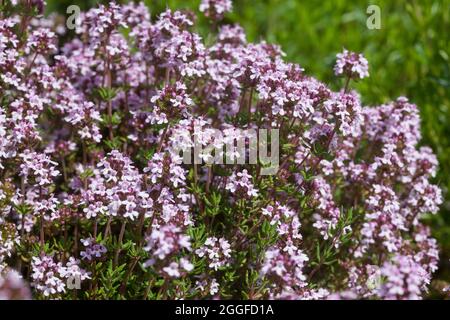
(46, 0, 450, 294)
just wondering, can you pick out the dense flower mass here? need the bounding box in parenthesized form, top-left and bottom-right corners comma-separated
(0, 1, 443, 300)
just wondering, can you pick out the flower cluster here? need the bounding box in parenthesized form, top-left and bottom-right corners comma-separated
(80, 238, 107, 261)
(0, 270, 31, 300)
(334, 49, 369, 79)
(196, 237, 232, 270)
(31, 255, 88, 298)
(0, 1, 443, 300)
(143, 225, 193, 278)
(225, 169, 259, 198)
(261, 246, 309, 290)
(378, 254, 429, 300)
(200, 0, 233, 20)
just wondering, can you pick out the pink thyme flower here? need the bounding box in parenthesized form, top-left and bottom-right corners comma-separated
(225, 169, 259, 198)
(143, 225, 193, 278)
(196, 237, 232, 271)
(334, 49, 369, 79)
(378, 254, 430, 300)
(200, 0, 233, 20)
(19, 150, 60, 186)
(0, 270, 31, 300)
(80, 238, 107, 261)
(30, 255, 66, 297)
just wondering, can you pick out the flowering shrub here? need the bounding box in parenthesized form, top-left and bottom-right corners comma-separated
(0, 0, 443, 300)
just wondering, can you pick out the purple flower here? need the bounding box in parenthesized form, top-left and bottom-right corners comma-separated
(143, 225, 193, 278)
(378, 254, 429, 300)
(80, 238, 107, 261)
(196, 237, 232, 270)
(200, 0, 233, 20)
(0, 270, 31, 300)
(334, 49, 369, 79)
(226, 169, 259, 198)
(31, 255, 66, 297)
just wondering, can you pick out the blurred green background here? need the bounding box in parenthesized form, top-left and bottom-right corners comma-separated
(46, 0, 450, 294)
